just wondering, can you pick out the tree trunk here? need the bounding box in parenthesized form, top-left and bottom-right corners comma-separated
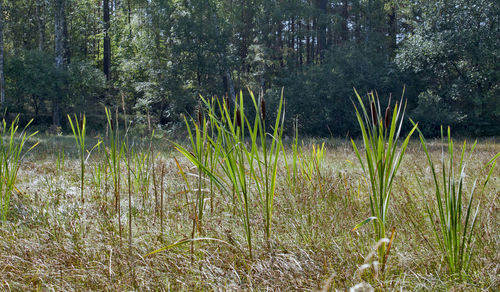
(316, 0, 328, 60)
(298, 20, 303, 65)
(0, 1, 4, 107)
(103, 0, 111, 80)
(306, 21, 311, 64)
(340, 0, 349, 43)
(35, 0, 45, 51)
(63, 1, 70, 64)
(387, 4, 397, 56)
(54, 0, 65, 127)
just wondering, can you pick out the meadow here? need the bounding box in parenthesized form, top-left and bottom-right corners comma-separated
(0, 93, 499, 291)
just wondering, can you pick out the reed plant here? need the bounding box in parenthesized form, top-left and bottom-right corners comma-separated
(0, 116, 38, 221)
(247, 90, 284, 242)
(56, 146, 65, 175)
(68, 114, 101, 203)
(351, 90, 417, 267)
(184, 105, 210, 235)
(130, 146, 150, 209)
(416, 126, 500, 279)
(104, 107, 124, 238)
(174, 90, 285, 258)
(298, 141, 325, 191)
(282, 118, 299, 193)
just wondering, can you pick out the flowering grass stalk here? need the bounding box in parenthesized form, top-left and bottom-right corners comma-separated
(351, 90, 417, 266)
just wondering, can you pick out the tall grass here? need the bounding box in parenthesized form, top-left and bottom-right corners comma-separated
(105, 107, 124, 239)
(351, 90, 417, 266)
(68, 114, 101, 203)
(416, 126, 500, 279)
(247, 90, 284, 242)
(174, 90, 285, 258)
(0, 116, 37, 221)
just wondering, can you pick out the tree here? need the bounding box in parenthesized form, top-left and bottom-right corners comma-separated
(396, 0, 500, 135)
(35, 0, 46, 51)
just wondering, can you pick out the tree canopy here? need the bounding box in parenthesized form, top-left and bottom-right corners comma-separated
(0, 0, 498, 136)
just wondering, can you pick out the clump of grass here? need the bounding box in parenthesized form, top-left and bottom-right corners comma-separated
(104, 107, 124, 239)
(68, 113, 101, 203)
(173, 90, 285, 258)
(247, 90, 284, 242)
(351, 90, 417, 268)
(0, 116, 38, 221)
(416, 126, 500, 279)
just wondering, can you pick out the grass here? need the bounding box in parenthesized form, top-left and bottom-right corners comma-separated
(67, 113, 101, 203)
(0, 116, 37, 221)
(351, 90, 417, 269)
(174, 91, 285, 259)
(0, 96, 498, 290)
(416, 126, 500, 280)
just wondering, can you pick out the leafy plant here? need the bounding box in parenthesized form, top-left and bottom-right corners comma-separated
(416, 126, 500, 278)
(351, 90, 417, 267)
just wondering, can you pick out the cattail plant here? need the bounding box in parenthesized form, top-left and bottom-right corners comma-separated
(0, 116, 38, 221)
(105, 107, 124, 239)
(248, 89, 285, 242)
(68, 114, 86, 203)
(68, 114, 101, 203)
(351, 89, 417, 266)
(416, 126, 500, 279)
(173, 90, 285, 258)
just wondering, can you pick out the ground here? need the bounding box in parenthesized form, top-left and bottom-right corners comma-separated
(0, 136, 499, 291)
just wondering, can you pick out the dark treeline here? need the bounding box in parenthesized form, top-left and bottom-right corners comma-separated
(0, 0, 498, 136)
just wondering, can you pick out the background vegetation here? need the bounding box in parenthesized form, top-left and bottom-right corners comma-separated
(0, 0, 498, 136)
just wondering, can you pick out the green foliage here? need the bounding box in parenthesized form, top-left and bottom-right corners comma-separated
(5, 50, 105, 122)
(1, 0, 498, 136)
(68, 114, 101, 203)
(0, 116, 37, 221)
(410, 90, 461, 135)
(5, 50, 58, 115)
(351, 89, 417, 267)
(174, 90, 285, 258)
(416, 127, 500, 278)
(396, 0, 500, 135)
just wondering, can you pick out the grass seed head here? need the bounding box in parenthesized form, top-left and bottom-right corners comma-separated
(370, 100, 378, 126)
(384, 105, 391, 129)
(236, 108, 242, 128)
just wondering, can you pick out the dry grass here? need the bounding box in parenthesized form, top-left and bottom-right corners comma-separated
(0, 137, 498, 291)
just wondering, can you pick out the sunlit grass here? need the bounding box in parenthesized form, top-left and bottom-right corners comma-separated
(0, 100, 498, 290)
(416, 126, 499, 279)
(350, 89, 417, 270)
(0, 116, 38, 221)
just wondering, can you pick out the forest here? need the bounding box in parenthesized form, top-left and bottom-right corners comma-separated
(0, 0, 498, 136)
